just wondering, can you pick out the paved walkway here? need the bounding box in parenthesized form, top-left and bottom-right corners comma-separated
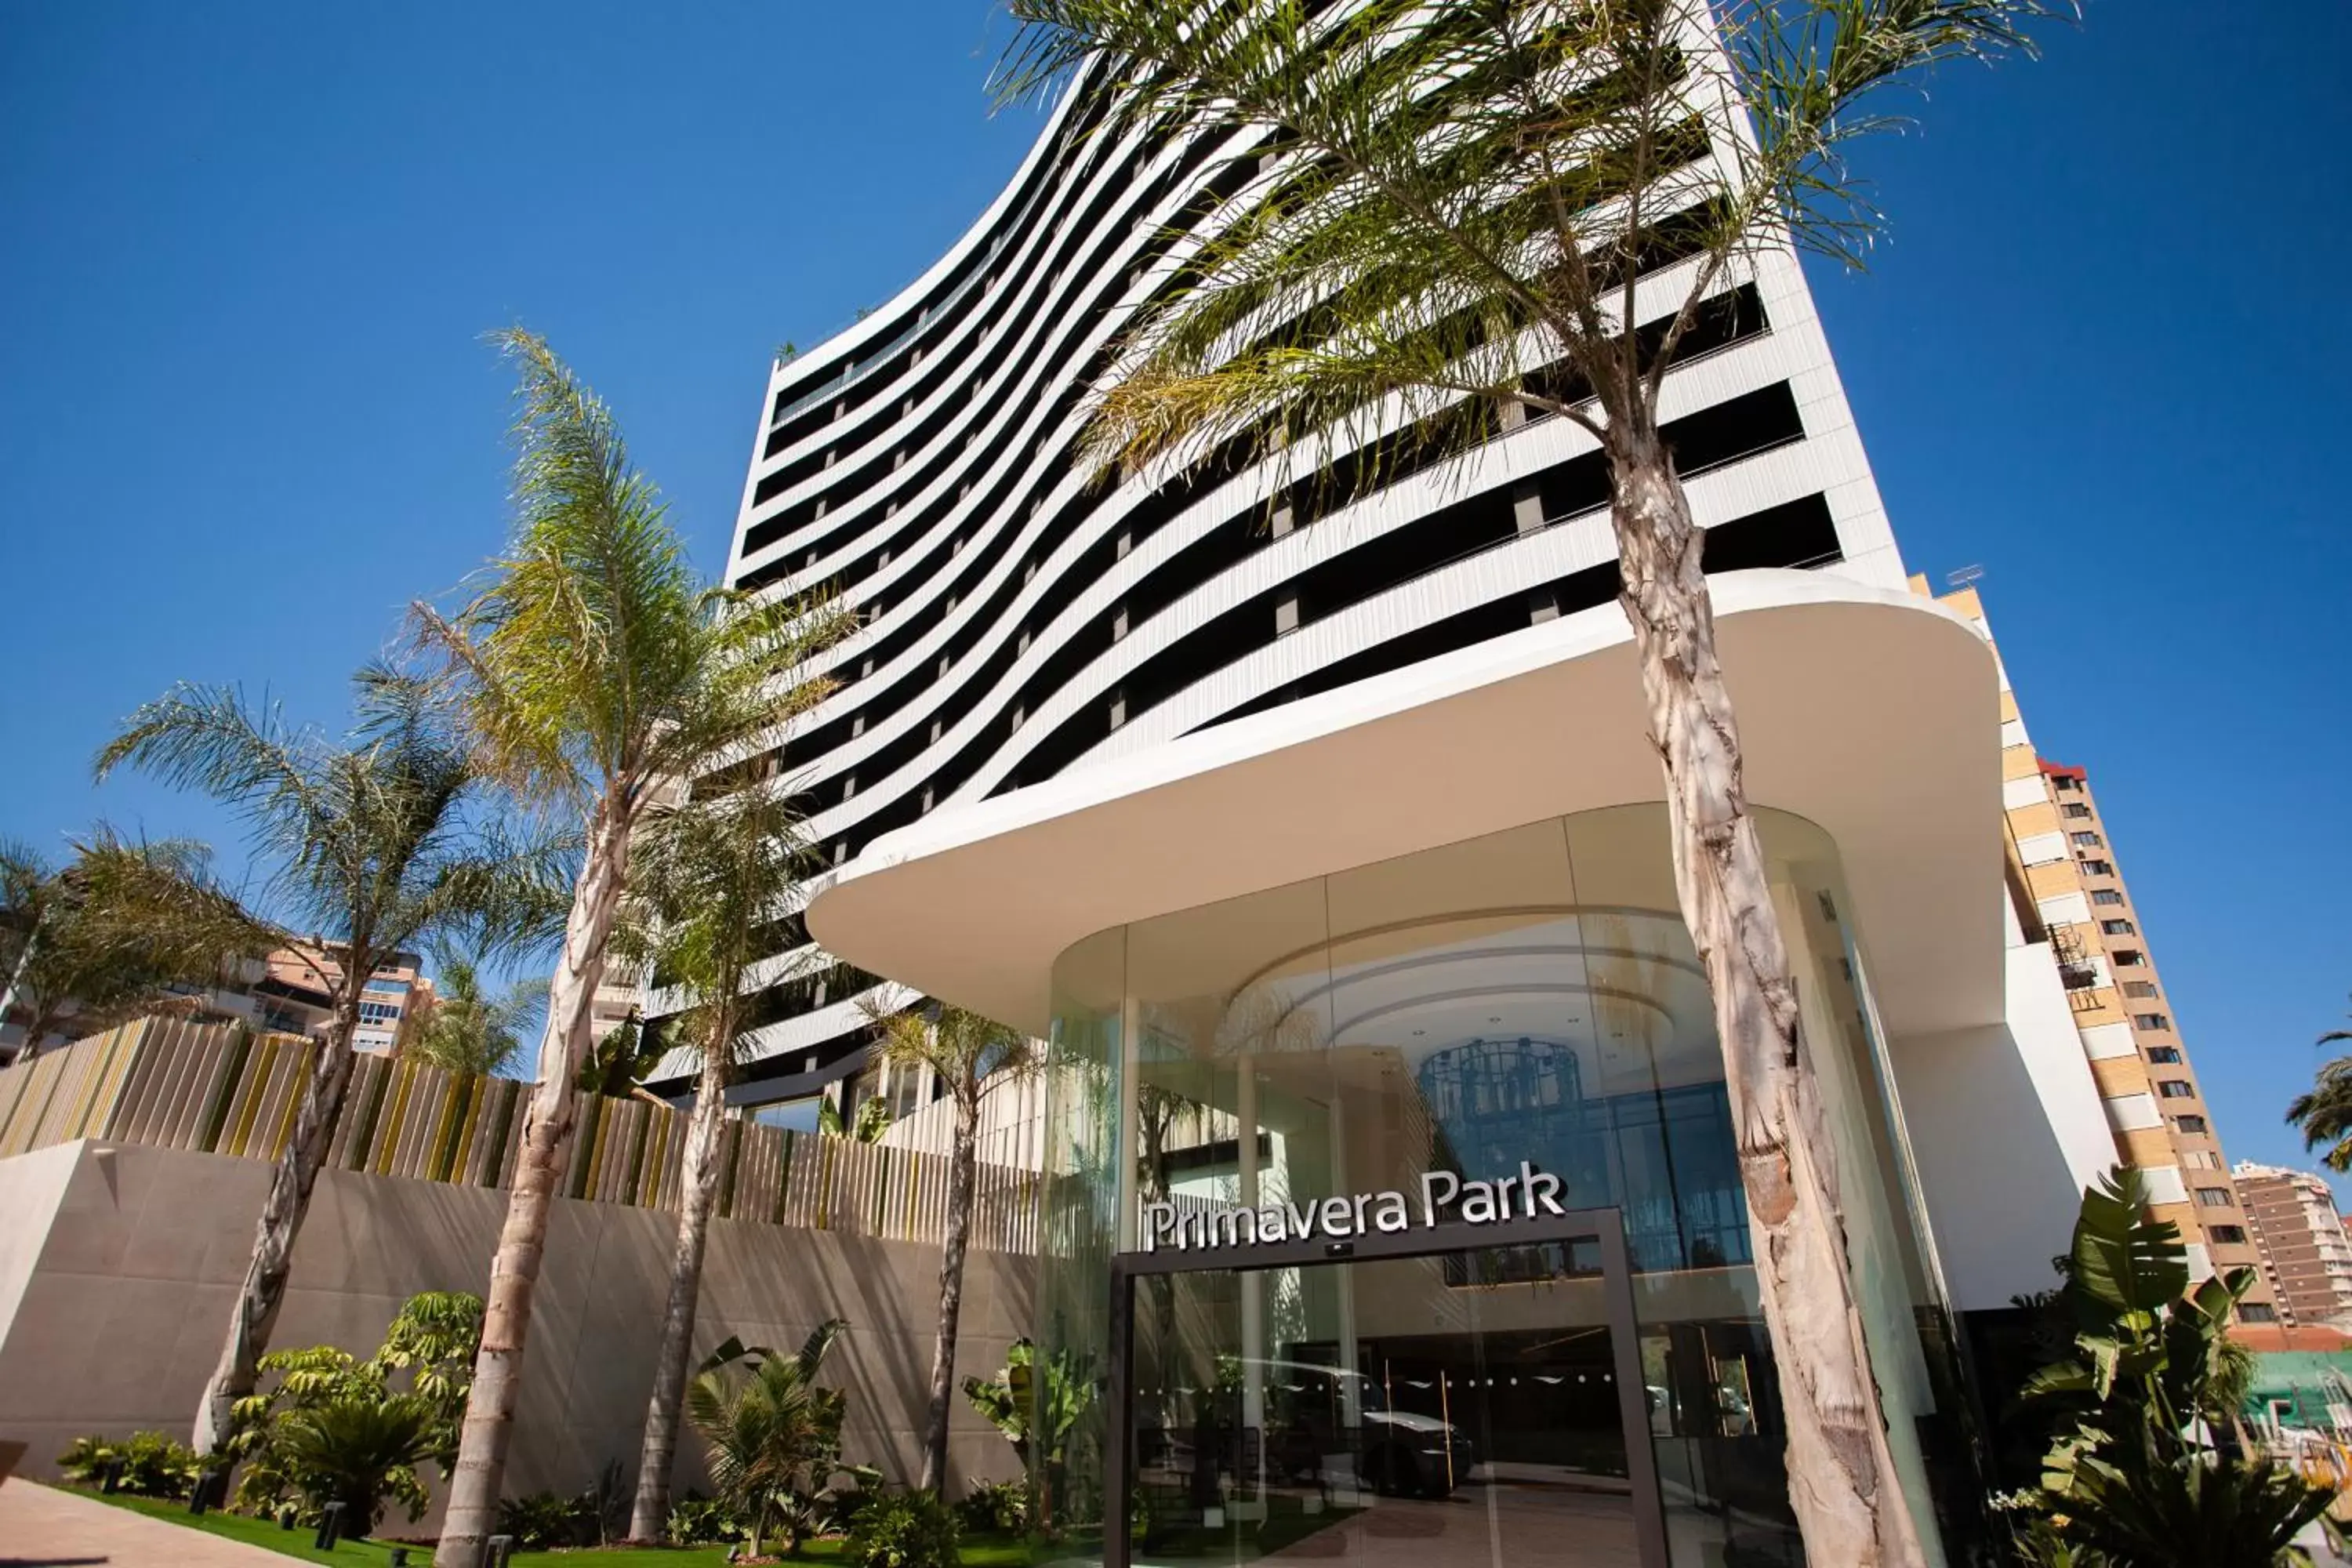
(0, 1479, 288, 1566)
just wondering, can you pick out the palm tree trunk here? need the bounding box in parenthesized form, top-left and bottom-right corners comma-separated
(920, 1088, 981, 1494)
(191, 1020, 361, 1456)
(1610, 431, 1927, 1568)
(435, 802, 630, 1568)
(628, 1033, 732, 1540)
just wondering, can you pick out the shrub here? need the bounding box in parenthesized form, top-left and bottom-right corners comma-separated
(956, 1479, 1029, 1535)
(498, 1489, 594, 1551)
(270, 1396, 435, 1535)
(828, 1478, 893, 1533)
(848, 1490, 962, 1568)
(56, 1431, 201, 1498)
(666, 1492, 744, 1546)
(228, 1290, 483, 1527)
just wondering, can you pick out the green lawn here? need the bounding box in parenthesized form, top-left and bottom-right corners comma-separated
(72, 1488, 411, 1565)
(71, 1487, 1049, 1566)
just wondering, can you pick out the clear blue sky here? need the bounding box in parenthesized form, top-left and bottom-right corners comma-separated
(4, 5, 2347, 1189)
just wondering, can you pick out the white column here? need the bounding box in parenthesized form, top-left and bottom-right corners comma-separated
(1330, 1093, 1362, 1425)
(1116, 991, 1142, 1250)
(1238, 1062, 1267, 1499)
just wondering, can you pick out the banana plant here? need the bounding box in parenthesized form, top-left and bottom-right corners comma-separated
(2007, 1167, 2338, 1565)
(963, 1338, 1094, 1531)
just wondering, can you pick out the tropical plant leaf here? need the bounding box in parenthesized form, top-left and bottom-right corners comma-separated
(2067, 1166, 2188, 1325)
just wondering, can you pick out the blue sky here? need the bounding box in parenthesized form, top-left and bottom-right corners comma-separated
(4, 5, 2347, 1189)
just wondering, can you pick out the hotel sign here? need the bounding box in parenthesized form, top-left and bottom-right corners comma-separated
(1138, 1166, 1568, 1253)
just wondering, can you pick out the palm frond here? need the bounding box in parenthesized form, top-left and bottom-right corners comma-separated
(94, 663, 541, 1025)
(2288, 1052, 2352, 1173)
(1002, 0, 2063, 493)
(862, 999, 1037, 1105)
(94, 684, 335, 871)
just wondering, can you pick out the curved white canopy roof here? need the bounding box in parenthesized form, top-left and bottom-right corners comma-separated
(808, 569, 2004, 1040)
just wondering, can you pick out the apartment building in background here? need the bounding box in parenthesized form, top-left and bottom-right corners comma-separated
(1932, 582, 2275, 1319)
(2234, 1162, 2352, 1328)
(1, 939, 436, 1061)
(192, 941, 435, 1057)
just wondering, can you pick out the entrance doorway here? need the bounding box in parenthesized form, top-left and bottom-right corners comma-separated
(1105, 1208, 1669, 1568)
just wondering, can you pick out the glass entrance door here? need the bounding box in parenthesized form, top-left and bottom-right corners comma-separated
(1107, 1213, 1668, 1568)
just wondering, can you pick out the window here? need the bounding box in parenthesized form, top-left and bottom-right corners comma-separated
(2208, 1225, 2248, 1245)
(2195, 1187, 2234, 1207)
(2063, 803, 2093, 818)
(2078, 858, 2114, 876)
(2174, 1115, 2209, 1134)
(2101, 919, 2136, 935)
(2123, 981, 2160, 999)
(358, 1001, 402, 1025)
(750, 1097, 825, 1134)
(2091, 888, 2125, 906)
(2071, 831, 2103, 847)
(2157, 1080, 2196, 1099)
(2113, 948, 2146, 967)
(2053, 775, 2082, 792)
(2146, 1046, 2182, 1064)
(2134, 1013, 2172, 1031)
(2184, 1150, 2222, 1171)
(2238, 1302, 2278, 1324)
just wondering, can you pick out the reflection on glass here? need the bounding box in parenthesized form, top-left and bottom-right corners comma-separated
(1131, 1247, 1637, 1568)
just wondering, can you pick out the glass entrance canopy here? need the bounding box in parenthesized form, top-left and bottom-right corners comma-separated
(1036, 804, 1968, 1568)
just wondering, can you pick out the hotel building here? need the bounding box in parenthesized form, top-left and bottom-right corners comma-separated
(662, 37, 2140, 1568)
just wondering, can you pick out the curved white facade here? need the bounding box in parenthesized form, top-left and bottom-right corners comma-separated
(683, 67, 1911, 1103)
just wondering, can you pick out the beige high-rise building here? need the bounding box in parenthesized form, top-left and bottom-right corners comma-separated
(1929, 581, 2277, 1319)
(2232, 1163, 2352, 1327)
(210, 941, 437, 1057)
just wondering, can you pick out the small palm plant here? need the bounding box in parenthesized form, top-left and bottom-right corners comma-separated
(683, 1320, 862, 1559)
(271, 1396, 437, 1536)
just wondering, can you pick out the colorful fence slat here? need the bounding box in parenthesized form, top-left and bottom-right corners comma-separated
(0, 1020, 1044, 1254)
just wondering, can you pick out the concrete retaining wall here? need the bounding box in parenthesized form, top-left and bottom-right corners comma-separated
(0, 1138, 1036, 1526)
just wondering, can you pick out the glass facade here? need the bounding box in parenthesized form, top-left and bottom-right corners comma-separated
(1037, 805, 1969, 1568)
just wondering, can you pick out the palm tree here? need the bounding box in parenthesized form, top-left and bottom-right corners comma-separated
(864, 1002, 1037, 1494)
(625, 784, 822, 1540)
(412, 329, 850, 1565)
(684, 1322, 852, 1559)
(406, 956, 546, 1079)
(2286, 1000, 2352, 1171)
(0, 828, 267, 1058)
(95, 668, 557, 1459)
(996, 5, 2059, 1560)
